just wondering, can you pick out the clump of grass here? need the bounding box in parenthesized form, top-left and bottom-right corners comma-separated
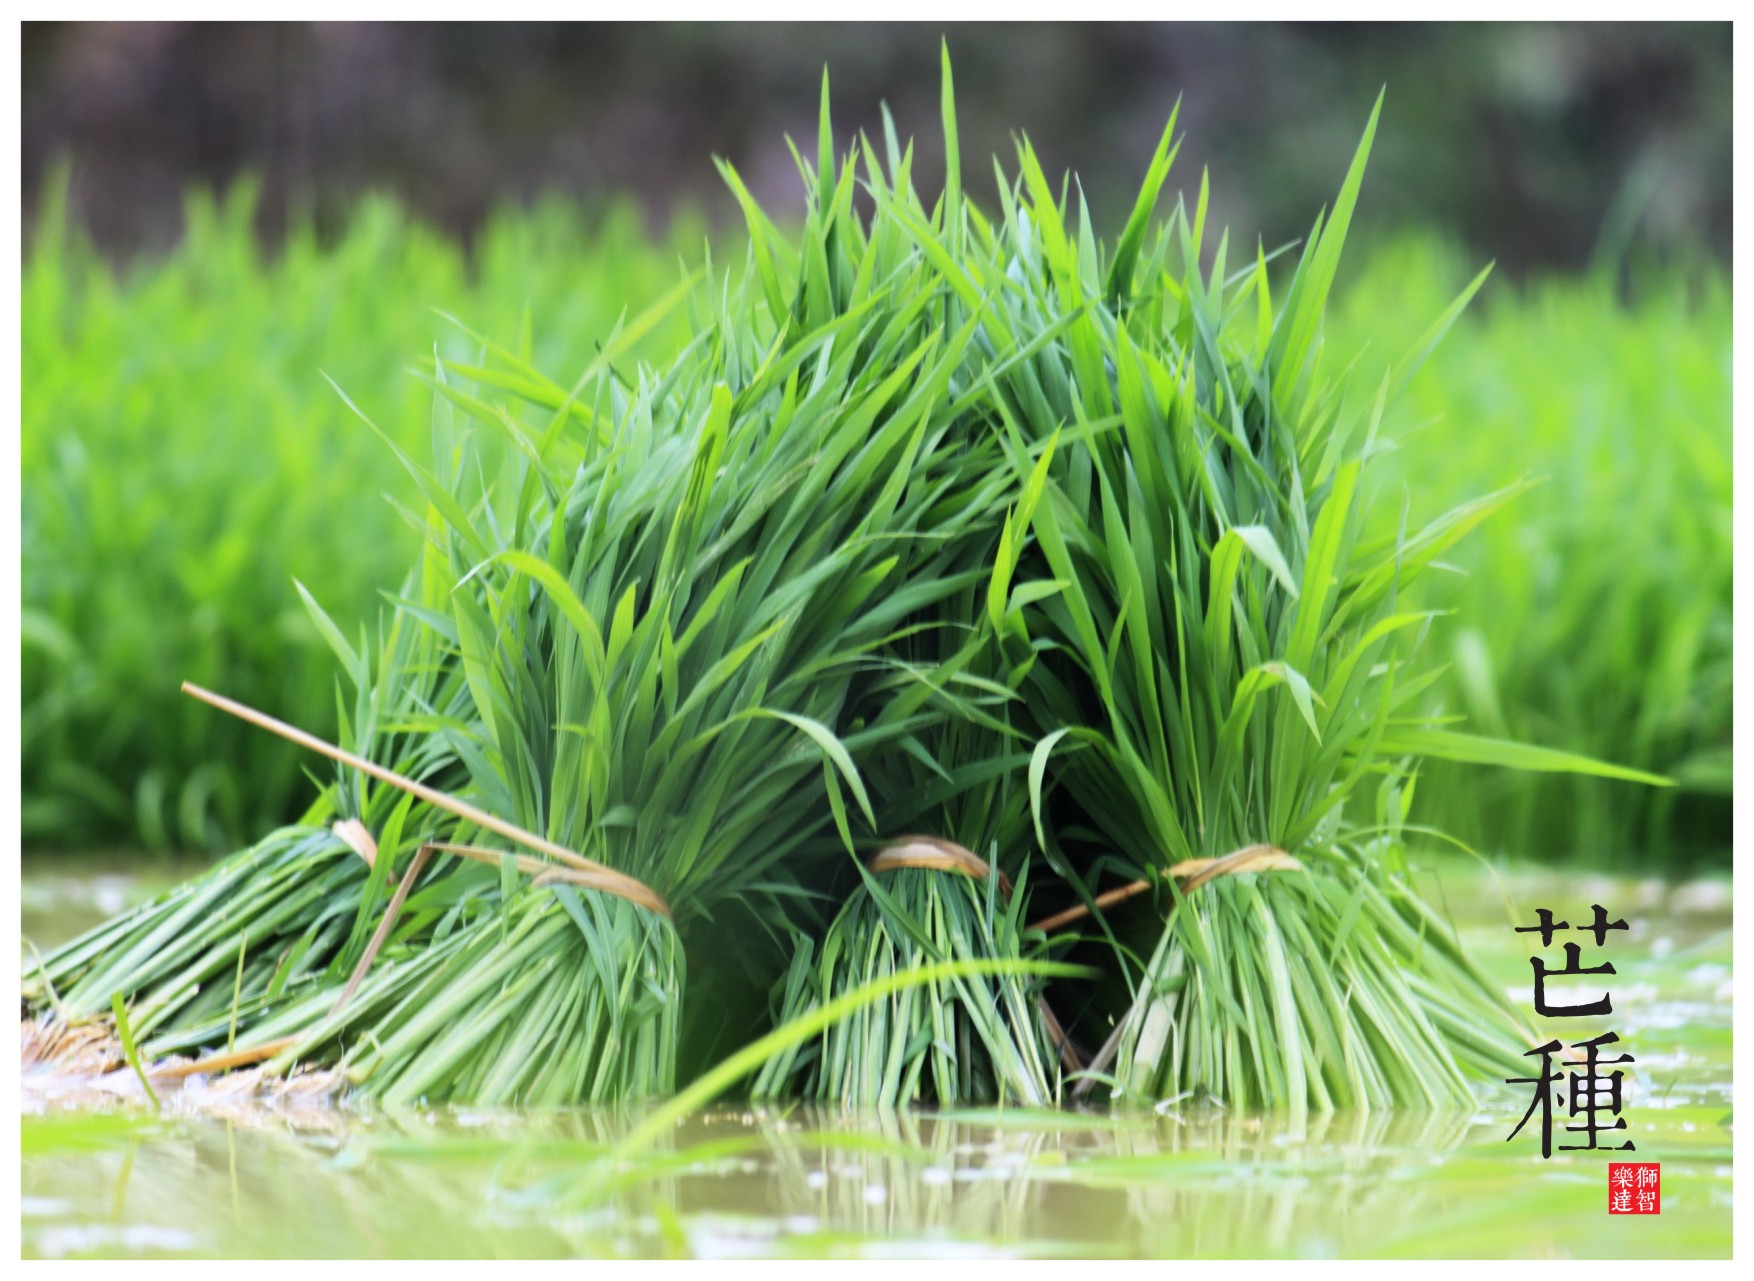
(1332, 235, 1730, 863)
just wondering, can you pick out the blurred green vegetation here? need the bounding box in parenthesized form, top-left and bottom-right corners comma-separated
(20, 186, 1730, 865)
(1331, 238, 1730, 863)
(21, 179, 697, 852)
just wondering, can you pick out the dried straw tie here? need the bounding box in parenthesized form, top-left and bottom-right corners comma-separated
(151, 683, 673, 1082)
(1028, 843, 1303, 935)
(867, 837, 1302, 1085)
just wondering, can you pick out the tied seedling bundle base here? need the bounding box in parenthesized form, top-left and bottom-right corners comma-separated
(754, 849, 1067, 1108)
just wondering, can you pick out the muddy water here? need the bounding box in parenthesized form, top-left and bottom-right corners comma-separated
(20, 858, 1733, 1258)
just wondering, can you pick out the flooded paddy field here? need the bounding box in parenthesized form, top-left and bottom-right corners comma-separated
(21, 857, 1732, 1259)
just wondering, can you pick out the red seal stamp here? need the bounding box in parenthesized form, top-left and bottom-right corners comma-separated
(1609, 1162, 1660, 1214)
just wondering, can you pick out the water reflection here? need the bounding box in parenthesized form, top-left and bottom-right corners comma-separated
(726, 1107, 1485, 1256)
(1106, 1109, 1481, 1257)
(746, 1109, 1056, 1252)
(22, 1089, 1733, 1258)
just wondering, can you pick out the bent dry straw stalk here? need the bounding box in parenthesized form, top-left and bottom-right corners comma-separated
(24, 52, 1663, 1110)
(181, 677, 666, 905)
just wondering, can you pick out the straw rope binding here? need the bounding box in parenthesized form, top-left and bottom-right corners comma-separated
(868, 835, 1014, 895)
(1028, 843, 1303, 934)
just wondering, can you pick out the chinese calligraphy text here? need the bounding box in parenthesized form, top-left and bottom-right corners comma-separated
(1506, 904, 1636, 1159)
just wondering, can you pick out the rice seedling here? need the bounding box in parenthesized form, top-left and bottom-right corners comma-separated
(1331, 235, 1731, 863)
(752, 852, 1066, 1107)
(22, 556, 481, 1067)
(23, 824, 367, 1041)
(1101, 847, 1533, 1111)
(824, 682, 1069, 1108)
(750, 380, 1073, 1103)
(748, 682, 1068, 1109)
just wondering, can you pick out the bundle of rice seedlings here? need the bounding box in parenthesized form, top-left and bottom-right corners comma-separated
(23, 825, 363, 1040)
(25, 56, 1664, 1116)
(965, 96, 1669, 1112)
(751, 840, 1066, 1108)
(23, 577, 476, 1074)
(26, 69, 1030, 1106)
(729, 65, 1132, 1107)
(185, 102, 1044, 1104)
(750, 675, 1069, 1106)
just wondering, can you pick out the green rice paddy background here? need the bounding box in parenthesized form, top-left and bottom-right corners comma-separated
(20, 26, 1732, 869)
(21, 185, 1730, 865)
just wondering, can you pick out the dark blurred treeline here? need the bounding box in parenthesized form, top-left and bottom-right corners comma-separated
(23, 21, 1731, 275)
